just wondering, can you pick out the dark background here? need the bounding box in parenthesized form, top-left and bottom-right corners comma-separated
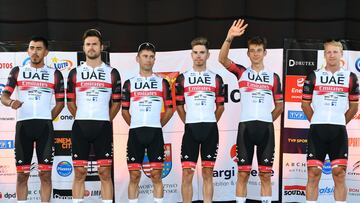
(0, 0, 360, 52)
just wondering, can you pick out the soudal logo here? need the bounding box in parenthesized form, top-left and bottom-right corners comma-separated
(348, 138, 360, 147)
(51, 57, 73, 71)
(284, 185, 306, 196)
(288, 110, 307, 120)
(355, 58, 360, 72)
(0, 62, 13, 69)
(213, 167, 235, 180)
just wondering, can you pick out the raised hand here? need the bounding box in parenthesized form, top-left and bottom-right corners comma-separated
(226, 19, 248, 41)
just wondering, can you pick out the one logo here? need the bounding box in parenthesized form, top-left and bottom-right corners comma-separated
(355, 58, 360, 72)
(57, 161, 72, 177)
(54, 114, 74, 122)
(322, 159, 332, 175)
(142, 143, 172, 179)
(0, 62, 13, 69)
(230, 144, 238, 163)
(51, 57, 74, 71)
(296, 77, 305, 87)
(22, 57, 31, 66)
(283, 185, 306, 196)
(288, 110, 307, 120)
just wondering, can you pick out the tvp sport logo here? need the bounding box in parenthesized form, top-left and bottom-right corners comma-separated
(142, 143, 172, 179)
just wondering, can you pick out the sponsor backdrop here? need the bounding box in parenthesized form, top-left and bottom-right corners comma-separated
(282, 39, 360, 203)
(0, 41, 358, 202)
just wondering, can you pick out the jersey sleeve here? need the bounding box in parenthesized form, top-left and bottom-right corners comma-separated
(54, 69, 65, 102)
(215, 74, 225, 105)
(349, 72, 359, 102)
(272, 73, 283, 103)
(227, 62, 247, 80)
(111, 68, 122, 103)
(66, 68, 77, 102)
(302, 71, 316, 102)
(162, 79, 173, 109)
(121, 79, 131, 110)
(175, 74, 185, 106)
(3, 66, 19, 96)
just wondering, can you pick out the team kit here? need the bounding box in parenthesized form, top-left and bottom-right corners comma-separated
(0, 19, 359, 203)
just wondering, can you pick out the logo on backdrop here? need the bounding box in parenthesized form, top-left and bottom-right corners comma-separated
(349, 138, 360, 147)
(348, 160, 360, 176)
(283, 185, 306, 196)
(22, 57, 31, 66)
(283, 128, 308, 153)
(284, 75, 306, 102)
(142, 143, 172, 179)
(355, 58, 360, 72)
(53, 189, 72, 199)
(0, 83, 5, 95)
(230, 144, 238, 163)
(0, 140, 15, 149)
(288, 110, 307, 120)
(286, 50, 317, 76)
(322, 159, 332, 175)
(0, 62, 13, 69)
(57, 161, 73, 177)
(50, 57, 74, 71)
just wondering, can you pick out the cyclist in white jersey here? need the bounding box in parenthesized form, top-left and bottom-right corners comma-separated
(302, 40, 359, 203)
(121, 42, 173, 203)
(1, 36, 65, 203)
(218, 19, 283, 203)
(67, 29, 121, 203)
(175, 37, 225, 203)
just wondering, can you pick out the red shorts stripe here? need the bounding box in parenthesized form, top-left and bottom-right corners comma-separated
(182, 161, 196, 169)
(67, 93, 75, 99)
(202, 161, 215, 168)
(122, 102, 130, 107)
(331, 159, 347, 167)
(128, 163, 142, 171)
(238, 165, 252, 172)
(38, 164, 52, 171)
(73, 160, 88, 167)
(16, 165, 31, 173)
(112, 94, 121, 99)
(97, 159, 112, 166)
(307, 159, 323, 169)
(258, 165, 272, 173)
(150, 162, 163, 170)
(55, 93, 65, 99)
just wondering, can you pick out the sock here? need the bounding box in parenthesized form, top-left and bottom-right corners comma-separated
(128, 199, 138, 203)
(17, 201, 27, 203)
(154, 197, 163, 203)
(236, 196, 246, 203)
(306, 201, 317, 203)
(41, 202, 50, 203)
(72, 199, 84, 203)
(335, 201, 346, 203)
(103, 200, 113, 203)
(261, 196, 272, 203)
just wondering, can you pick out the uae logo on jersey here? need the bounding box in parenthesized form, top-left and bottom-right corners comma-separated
(142, 143, 172, 179)
(156, 72, 179, 113)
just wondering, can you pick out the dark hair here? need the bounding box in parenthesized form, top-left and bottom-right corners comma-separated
(30, 36, 48, 49)
(82, 29, 103, 45)
(191, 37, 210, 50)
(247, 36, 267, 50)
(137, 42, 156, 54)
